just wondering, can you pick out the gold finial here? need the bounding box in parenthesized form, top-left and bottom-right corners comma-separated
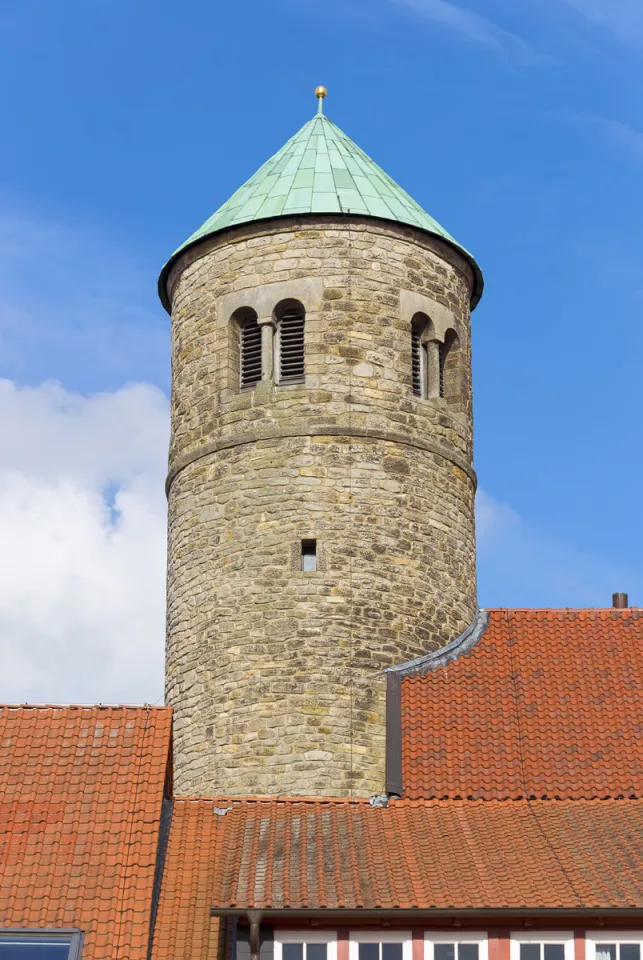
(315, 86, 327, 114)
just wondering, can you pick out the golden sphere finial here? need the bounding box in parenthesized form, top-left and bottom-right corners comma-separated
(315, 85, 327, 100)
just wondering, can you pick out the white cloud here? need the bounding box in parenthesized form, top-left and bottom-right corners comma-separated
(390, 0, 534, 56)
(0, 380, 168, 705)
(476, 489, 638, 609)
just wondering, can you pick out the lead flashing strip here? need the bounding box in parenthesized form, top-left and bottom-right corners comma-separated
(387, 609, 489, 678)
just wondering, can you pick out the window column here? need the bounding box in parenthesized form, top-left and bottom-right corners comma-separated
(427, 339, 441, 399)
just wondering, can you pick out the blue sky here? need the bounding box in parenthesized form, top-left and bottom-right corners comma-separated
(0, 0, 641, 700)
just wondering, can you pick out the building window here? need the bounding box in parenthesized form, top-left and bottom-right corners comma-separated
(588, 937, 643, 960)
(275, 300, 305, 385)
(511, 934, 574, 960)
(274, 931, 337, 960)
(440, 328, 460, 400)
(301, 539, 317, 571)
(411, 312, 440, 399)
(239, 313, 262, 389)
(425, 933, 488, 960)
(0, 932, 82, 960)
(350, 931, 412, 960)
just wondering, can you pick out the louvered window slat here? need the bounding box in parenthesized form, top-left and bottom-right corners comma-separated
(439, 343, 446, 399)
(412, 329, 422, 397)
(241, 318, 262, 388)
(278, 309, 305, 384)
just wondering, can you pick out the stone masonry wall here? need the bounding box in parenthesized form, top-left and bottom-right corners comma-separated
(165, 217, 478, 798)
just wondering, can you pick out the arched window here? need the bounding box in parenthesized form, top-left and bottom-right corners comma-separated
(411, 325, 426, 397)
(411, 313, 438, 399)
(440, 329, 461, 401)
(275, 300, 305, 385)
(239, 312, 262, 389)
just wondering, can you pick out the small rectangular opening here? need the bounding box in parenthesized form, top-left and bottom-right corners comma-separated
(301, 539, 317, 572)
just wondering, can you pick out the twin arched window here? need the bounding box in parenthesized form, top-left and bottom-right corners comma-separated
(237, 300, 306, 389)
(411, 313, 460, 401)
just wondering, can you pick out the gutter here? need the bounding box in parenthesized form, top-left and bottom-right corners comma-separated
(212, 908, 643, 921)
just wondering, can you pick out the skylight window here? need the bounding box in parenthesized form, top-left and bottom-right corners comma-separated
(0, 933, 82, 960)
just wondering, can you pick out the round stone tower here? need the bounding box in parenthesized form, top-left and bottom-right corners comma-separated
(159, 90, 483, 799)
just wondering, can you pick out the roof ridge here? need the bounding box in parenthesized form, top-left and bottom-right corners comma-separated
(0, 702, 171, 711)
(172, 794, 374, 805)
(485, 607, 640, 613)
(170, 794, 643, 807)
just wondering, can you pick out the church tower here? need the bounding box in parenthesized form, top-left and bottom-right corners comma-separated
(159, 89, 483, 799)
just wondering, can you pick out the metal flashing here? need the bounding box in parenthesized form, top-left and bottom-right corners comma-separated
(387, 609, 490, 677)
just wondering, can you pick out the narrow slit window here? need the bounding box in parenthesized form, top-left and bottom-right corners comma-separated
(240, 316, 262, 388)
(411, 314, 432, 398)
(278, 306, 305, 384)
(301, 539, 317, 572)
(439, 341, 446, 398)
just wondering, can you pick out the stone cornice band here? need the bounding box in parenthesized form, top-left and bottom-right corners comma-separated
(166, 426, 477, 496)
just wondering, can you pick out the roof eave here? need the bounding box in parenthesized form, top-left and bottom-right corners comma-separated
(157, 214, 484, 315)
(210, 907, 643, 920)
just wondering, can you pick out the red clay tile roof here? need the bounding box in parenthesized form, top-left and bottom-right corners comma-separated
(402, 609, 643, 800)
(151, 796, 643, 934)
(0, 704, 172, 960)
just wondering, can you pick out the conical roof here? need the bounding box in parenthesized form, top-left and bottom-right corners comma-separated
(158, 109, 482, 311)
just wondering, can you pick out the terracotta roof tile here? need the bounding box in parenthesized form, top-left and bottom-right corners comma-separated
(151, 796, 643, 937)
(402, 609, 643, 799)
(0, 704, 172, 960)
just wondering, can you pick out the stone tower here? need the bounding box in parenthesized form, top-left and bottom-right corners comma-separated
(159, 90, 483, 799)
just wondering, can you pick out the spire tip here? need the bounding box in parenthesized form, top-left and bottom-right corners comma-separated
(315, 86, 327, 114)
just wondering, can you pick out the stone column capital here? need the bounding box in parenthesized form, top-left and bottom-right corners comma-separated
(257, 315, 276, 329)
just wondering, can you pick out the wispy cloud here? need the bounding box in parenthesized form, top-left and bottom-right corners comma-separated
(583, 115, 643, 159)
(0, 201, 167, 392)
(559, 0, 643, 45)
(391, 0, 534, 56)
(477, 490, 637, 608)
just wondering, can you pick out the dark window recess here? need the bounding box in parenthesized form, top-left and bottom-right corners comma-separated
(359, 947, 380, 960)
(241, 317, 262, 388)
(411, 328, 422, 396)
(382, 946, 403, 960)
(301, 539, 317, 572)
(435, 947, 456, 960)
(459, 947, 479, 960)
(282, 946, 326, 960)
(279, 308, 305, 384)
(283, 947, 304, 960)
(438, 341, 446, 398)
(543, 948, 564, 960)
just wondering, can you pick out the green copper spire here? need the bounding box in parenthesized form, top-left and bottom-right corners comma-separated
(159, 91, 483, 310)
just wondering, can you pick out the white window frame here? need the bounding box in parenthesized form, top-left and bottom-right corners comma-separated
(274, 930, 338, 960)
(349, 930, 413, 960)
(587, 934, 643, 960)
(510, 932, 575, 960)
(425, 931, 489, 960)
